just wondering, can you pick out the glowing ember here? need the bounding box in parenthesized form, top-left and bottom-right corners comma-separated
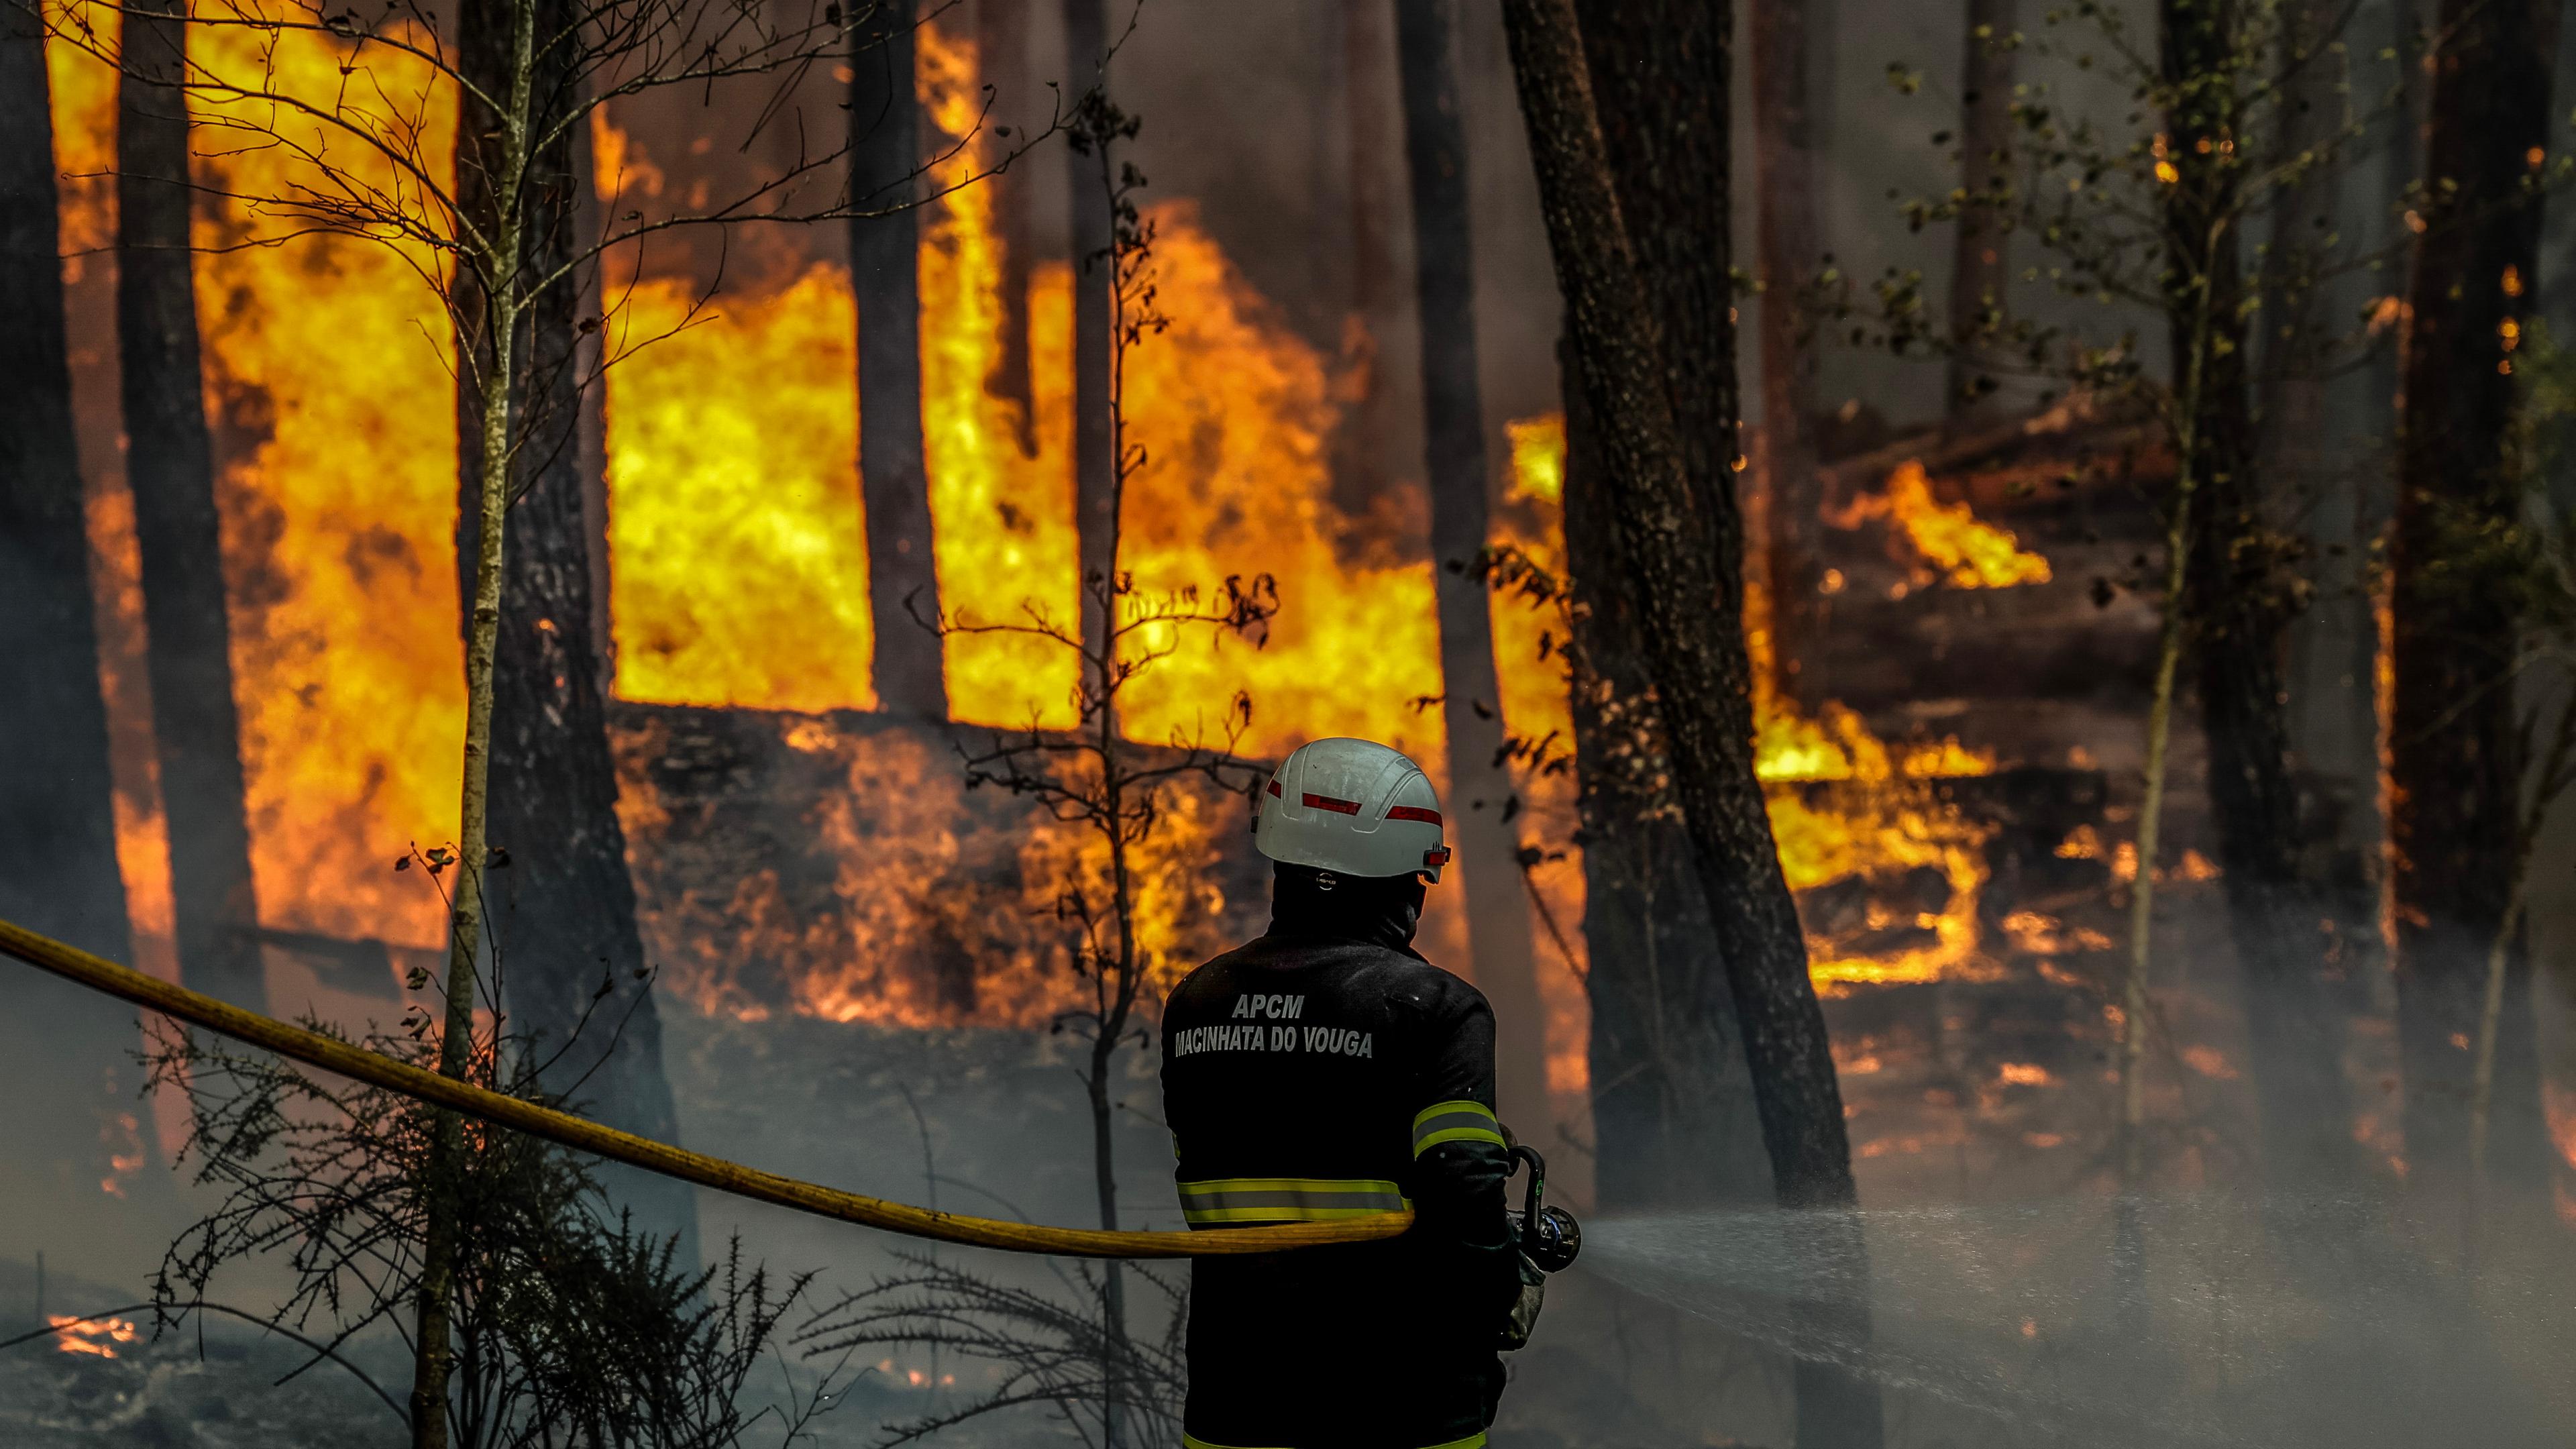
(1827, 460, 2052, 589)
(2182, 1045, 2239, 1080)
(2545, 1084, 2576, 1224)
(2000, 910, 2112, 955)
(49, 1314, 140, 1359)
(99, 1110, 146, 1197)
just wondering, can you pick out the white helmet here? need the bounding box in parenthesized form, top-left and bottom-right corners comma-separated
(1254, 738, 1452, 882)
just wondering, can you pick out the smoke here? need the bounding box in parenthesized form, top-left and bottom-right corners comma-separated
(1581, 1194, 2576, 1448)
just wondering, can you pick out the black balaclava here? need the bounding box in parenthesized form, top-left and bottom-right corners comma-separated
(1267, 861, 1428, 956)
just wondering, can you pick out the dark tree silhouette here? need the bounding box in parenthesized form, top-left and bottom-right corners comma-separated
(2392, 0, 2563, 1194)
(0, 0, 144, 1216)
(853, 0, 949, 718)
(1501, 2, 1882, 1442)
(1946, 0, 2015, 426)
(2157, 0, 2357, 1198)
(1558, 347, 1769, 1213)
(1064, 0, 1117, 661)
(1334, 0, 1399, 514)
(976, 0, 1038, 454)
(1749, 0, 1826, 690)
(1393, 0, 1548, 1133)
(119, 0, 268, 1012)
(447, 0, 695, 1265)
(1564, 0, 1770, 1212)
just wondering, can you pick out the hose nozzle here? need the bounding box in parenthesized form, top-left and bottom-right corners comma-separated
(1505, 1144, 1583, 1273)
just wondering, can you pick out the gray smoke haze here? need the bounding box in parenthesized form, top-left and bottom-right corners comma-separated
(1585, 1195, 2576, 1448)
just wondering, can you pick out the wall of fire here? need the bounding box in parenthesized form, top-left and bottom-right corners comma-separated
(38, 0, 2576, 1214)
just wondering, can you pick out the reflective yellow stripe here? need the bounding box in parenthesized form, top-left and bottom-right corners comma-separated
(1184, 1436, 1486, 1449)
(1410, 1099, 1505, 1156)
(1185, 1423, 1494, 1433)
(1175, 1176, 1410, 1226)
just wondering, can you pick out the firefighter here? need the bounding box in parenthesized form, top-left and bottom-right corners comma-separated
(1161, 737, 1524, 1449)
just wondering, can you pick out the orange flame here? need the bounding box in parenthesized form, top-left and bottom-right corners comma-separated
(605, 24, 1457, 1034)
(186, 19, 464, 955)
(50, 9, 2020, 1116)
(43, 0, 117, 260)
(1827, 460, 2052, 590)
(1499, 415, 1999, 997)
(50, 1314, 140, 1359)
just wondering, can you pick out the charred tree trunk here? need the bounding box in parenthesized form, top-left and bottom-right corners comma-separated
(572, 106, 613, 688)
(2370, 0, 2429, 427)
(2163, 0, 2356, 1198)
(0, 0, 142, 1205)
(1566, 0, 1770, 1211)
(976, 0, 1038, 456)
(1749, 0, 1825, 693)
(2188, 301, 2357, 1191)
(118, 0, 268, 1012)
(455, 0, 696, 1261)
(1503, 3, 1882, 1441)
(1946, 0, 2015, 427)
(1561, 341, 1768, 1211)
(1395, 0, 1549, 1134)
(2391, 0, 2561, 1195)
(1064, 0, 1116, 662)
(853, 0, 948, 718)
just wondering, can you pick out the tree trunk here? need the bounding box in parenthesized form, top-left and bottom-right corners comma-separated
(1560, 338, 1770, 1212)
(853, 0, 948, 718)
(2254, 0, 2343, 447)
(2391, 0, 2562, 1195)
(0, 0, 142, 1209)
(976, 0, 1038, 456)
(1748, 0, 1825, 695)
(2118, 433, 2195, 1333)
(2369, 0, 2429, 424)
(118, 0, 268, 1013)
(1501, 4, 1882, 1442)
(2278, 0, 2383, 1083)
(418, 0, 692, 1434)
(1063, 0, 1116, 663)
(1087, 1040, 1128, 1448)
(2165, 0, 2356, 1197)
(1945, 0, 2015, 427)
(1393, 0, 1549, 1136)
(421, 0, 534, 1413)
(476, 92, 697, 1262)
(1332, 0, 1399, 517)
(1565, 0, 1770, 1213)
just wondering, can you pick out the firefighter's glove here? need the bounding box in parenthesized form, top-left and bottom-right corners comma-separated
(1498, 1250, 1547, 1352)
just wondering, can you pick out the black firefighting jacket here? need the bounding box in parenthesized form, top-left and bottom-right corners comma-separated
(1160, 869, 1523, 1449)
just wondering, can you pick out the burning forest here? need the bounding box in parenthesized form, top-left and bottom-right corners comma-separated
(3, 0, 2576, 1446)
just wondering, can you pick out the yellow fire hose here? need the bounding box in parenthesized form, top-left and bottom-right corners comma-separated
(0, 917, 1413, 1258)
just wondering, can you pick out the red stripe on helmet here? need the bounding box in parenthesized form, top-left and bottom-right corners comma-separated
(1385, 805, 1442, 826)
(1301, 792, 1362, 815)
(1267, 780, 1282, 797)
